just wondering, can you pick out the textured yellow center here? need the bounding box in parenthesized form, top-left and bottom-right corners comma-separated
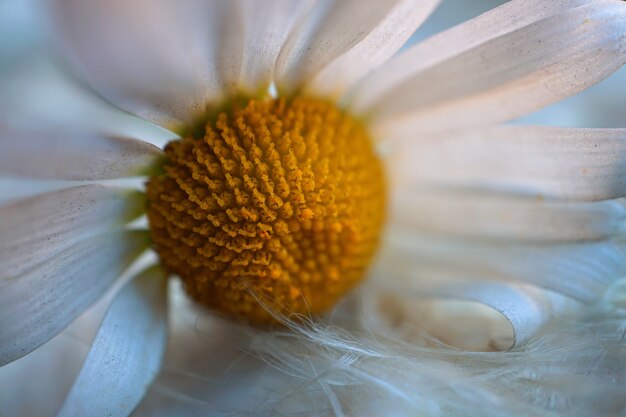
(146, 96, 386, 323)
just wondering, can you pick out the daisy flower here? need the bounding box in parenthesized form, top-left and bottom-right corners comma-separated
(1, 0, 626, 416)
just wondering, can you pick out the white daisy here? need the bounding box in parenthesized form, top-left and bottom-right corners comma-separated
(1, 0, 626, 416)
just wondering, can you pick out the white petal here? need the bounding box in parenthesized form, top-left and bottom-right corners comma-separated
(389, 126, 626, 202)
(424, 283, 574, 348)
(0, 58, 177, 149)
(0, 178, 70, 206)
(0, 128, 162, 180)
(57, 266, 167, 417)
(135, 280, 300, 416)
(0, 185, 144, 278)
(0, 231, 149, 366)
(372, 280, 574, 349)
(0, 332, 89, 417)
(51, 0, 244, 130)
(0, 288, 111, 417)
(354, 1, 626, 138)
(519, 65, 626, 129)
(353, 0, 596, 111)
(382, 232, 626, 303)
(275, 0, 440, 97)
(237, 0, 310, 95)
(391, 188, 626, 243)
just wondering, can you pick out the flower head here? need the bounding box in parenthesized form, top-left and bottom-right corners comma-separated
(146, 96, 386, 323)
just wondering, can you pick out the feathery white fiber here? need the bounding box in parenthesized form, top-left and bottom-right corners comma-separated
(148, 281, 626, 417)
(245, 303, 624, 416)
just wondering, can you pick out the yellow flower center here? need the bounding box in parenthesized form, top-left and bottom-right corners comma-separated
(146, 96, 386, 324)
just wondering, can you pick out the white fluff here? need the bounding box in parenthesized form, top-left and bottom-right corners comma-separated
(146, 280, 626, 417)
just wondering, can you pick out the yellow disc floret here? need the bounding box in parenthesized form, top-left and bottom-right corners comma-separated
(146, 96, 385, 324)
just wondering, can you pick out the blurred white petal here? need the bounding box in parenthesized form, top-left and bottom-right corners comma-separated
(519, 65, 626, 128)
(51, 0, 246, 130)
(58, 266, 167, 417)
(0, 231, 148, 366)
(354, 1, 626, 138)
(0, 128, 161, 180)
(0, 280, 115, 417)
(389, 126, 626, 201)
(0, 178, 74, 206)
(353, 0, 594, 110)
(0, 330, 89, 417)
(237, 0, 310, 94)
(381, 232, 626, 303)
(0, 57, 176, 148)
(0, 185, 144, 278)
(391, 188, 626, 243)
(276, 0, 440, 97)
(366, 276, 577, 351)
(366, 295, 516, 352)
(467, 284, 571, 348)
(135, 281, 312, 416)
